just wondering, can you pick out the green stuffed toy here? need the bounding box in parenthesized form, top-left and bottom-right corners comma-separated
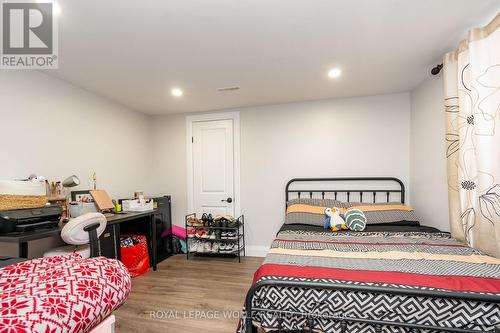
(344, 208, 367, 231)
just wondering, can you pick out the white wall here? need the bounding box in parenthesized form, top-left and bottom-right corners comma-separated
(0, 71, 448, 258)
(150, 93, 411, 255)
(149, 113, 188, 234)
(410, 75, 450, 232)
(0, 71, 153, 257)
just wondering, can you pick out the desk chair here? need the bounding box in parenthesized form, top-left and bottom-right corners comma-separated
(44, 213, 107, 259)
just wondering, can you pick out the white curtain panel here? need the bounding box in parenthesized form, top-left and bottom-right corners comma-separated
(443, 14, 500, 257)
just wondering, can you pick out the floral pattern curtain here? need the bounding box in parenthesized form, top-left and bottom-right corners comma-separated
(443, 14, 500, 257)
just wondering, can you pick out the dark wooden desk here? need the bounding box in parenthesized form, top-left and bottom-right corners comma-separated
(0, 210, 158, 271)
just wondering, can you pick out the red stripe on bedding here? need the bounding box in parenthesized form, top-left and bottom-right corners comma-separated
(253, 264, 500, 293)
(274, 239, 468, 248)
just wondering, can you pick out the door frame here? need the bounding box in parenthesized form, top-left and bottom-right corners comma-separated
(186, 112, 241, 217)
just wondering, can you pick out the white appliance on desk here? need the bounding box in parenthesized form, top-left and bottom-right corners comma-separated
(121, 198, 154, 212)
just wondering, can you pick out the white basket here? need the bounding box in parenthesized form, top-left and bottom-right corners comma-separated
(0, 180, 46, 196)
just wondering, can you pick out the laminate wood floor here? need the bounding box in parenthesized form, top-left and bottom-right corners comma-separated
(114, 255, 264, 333)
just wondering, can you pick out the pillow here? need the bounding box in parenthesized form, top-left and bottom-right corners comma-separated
(285, 199, 419, 226)
(286, 198, 349, 208)
(285, 199, 348, 226)
(346, 202, 420, 225)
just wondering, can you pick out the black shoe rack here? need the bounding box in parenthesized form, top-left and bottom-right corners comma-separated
(185, 213, 245, 263)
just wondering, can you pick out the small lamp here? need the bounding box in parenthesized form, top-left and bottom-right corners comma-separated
(62, 175, 80, 220)
(62, 175, 80, 188)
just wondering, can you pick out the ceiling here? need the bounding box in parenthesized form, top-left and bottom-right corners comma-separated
(46, 0, 499, 115)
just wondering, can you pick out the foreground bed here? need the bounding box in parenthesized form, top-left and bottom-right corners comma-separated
(0, 253, 131, 333)
(239, 178, 500, 333)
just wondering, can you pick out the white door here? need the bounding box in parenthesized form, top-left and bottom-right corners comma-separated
(191, 119, 235, 217)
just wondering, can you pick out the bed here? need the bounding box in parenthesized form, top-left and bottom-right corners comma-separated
(239, 177, 500, 333)
(0, 253, 131, 333)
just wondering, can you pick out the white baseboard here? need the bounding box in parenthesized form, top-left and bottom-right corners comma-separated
(245, 245, 269, 257)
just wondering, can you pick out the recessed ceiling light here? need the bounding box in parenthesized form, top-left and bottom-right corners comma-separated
(328, 68, 342, 79)
(171, 88, 183, 97)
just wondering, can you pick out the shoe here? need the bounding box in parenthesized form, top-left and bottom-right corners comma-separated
(201, 213, 208, 224)
(221, 219, 228, 229)
(188, 216, 204, 227)
(196, 229, 207, 238)
(187, 228, 196, 238)
(204, 242, 212, 253)
(201, 230, 209, 239)
(219, 243, 227, 252)
(207, 214, 214, 227)
(189, 240, 198, 253)
(215, 214, 233, 221)
(209, 231, 216, 240)
(224, 243, 236, 253)
(211, 242, 219, 253)
(227, 218, 239, 228)
(197, 241, 204, 253)
(221, 232, 228, 239)
(226, 231, 237, 240)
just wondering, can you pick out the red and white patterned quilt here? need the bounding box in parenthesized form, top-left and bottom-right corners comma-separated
(0, 254, 131, 333)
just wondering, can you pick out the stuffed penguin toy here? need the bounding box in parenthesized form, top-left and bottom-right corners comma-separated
(324, 207, 348, 231)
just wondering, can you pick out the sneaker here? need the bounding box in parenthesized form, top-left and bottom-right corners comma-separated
(227, 218, 239, 228)
(196, 241, 204, 253)
(209, 231, 216, 240)
(204, 242, 212, 253)
(189, 240, 198, 253)
(211, 242, 219, 253)
(224, 243, 236, 253)
(219, 243, 227, 252)
(187, 228, 196, 238)
(221, 232, 228, 239)
(201, 230, 209, 239)
(226, 231, 237, 240)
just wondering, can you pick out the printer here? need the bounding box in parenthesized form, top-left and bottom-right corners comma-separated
(0, 206, 62, 234)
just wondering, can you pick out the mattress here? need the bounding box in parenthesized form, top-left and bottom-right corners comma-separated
(239, 224, 500, 333)
(0, 254, 131, 333)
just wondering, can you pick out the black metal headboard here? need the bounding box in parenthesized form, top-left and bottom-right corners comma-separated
(285, 177, 405, 205)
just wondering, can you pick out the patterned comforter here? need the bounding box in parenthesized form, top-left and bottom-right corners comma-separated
(0, 254, 131, 333)
(239, 226, 500, 333)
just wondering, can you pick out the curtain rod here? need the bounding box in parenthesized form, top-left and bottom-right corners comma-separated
(431, 64, 443, 75)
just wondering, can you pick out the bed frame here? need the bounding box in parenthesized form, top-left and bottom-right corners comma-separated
(244, 177, 500, 333)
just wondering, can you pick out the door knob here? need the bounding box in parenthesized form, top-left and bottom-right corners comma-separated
(221, 197, 233, 203)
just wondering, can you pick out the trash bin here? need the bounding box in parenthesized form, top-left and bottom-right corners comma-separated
(120, 235, 150, 277)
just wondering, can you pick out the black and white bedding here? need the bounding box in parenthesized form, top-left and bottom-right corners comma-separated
(238, 223, 500, 333)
